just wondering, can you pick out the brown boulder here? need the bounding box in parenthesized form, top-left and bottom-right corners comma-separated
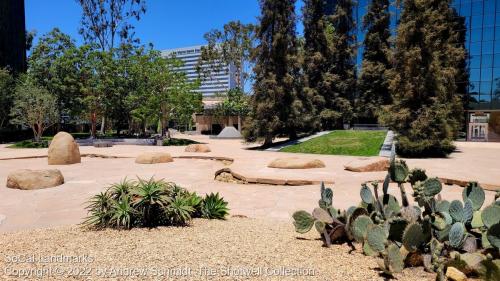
(184, 144, 211, 153)
(135, 152, 173, 164)
(344, 157, 389, 172)
(6, 169, 64, 190)
(268, 157, 325, 169)
(48, 132, 81, 165)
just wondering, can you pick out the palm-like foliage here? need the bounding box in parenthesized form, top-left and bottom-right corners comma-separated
(83, 177, 229, 229)
(165, 196, 195, 225)
(132, 177, 170, 226)
(110, 195, 136, 229)
(201, 192, 229, 219)
(82, 191, 114, 228)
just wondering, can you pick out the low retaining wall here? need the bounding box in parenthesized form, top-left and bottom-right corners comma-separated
(214, 168, 335, 186)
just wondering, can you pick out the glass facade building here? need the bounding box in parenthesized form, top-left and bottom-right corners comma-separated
(354, 0, 500, 141)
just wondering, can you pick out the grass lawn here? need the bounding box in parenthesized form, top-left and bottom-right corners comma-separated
(280, 130, 387, 156)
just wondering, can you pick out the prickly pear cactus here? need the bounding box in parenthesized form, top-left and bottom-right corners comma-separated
(351, 215, 373, 242)
(422, 178, 442, 197)
(293, 211, 314, 233)
(449, 222, 466, 248)
(383, 243, 405, 274)
(486, 223, 500, 249)
(482, 204, 500, 228)
(449, 200, 464, 223)
(408, 168, 427, 185)
(366, 224, 387, 253)
(402, 223, 424, 252)
(360, 184, 373, 204)
(312, 207, 333, 224)
(462, 182, 485, 211)
(319, 182, 333, 209)
(389, 160, 409, 183)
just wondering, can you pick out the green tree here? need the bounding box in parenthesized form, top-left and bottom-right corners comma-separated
(213, 88, 250, 131)
(10, 76, 58, 142)
(322, 0, 357, 129)
(381, 0, 466, 157)
(28, 28, 80, 122)
(198, 21, 257, 92)
(0, 68, 15, 129)
(244, 0, 313, 146)
(356, 0, 391, 124)
(302, 0, 330, 131)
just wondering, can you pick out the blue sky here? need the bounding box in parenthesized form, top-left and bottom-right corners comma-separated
(26, 0, 304, 51)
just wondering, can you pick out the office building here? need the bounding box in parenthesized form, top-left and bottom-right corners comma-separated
(161, 45, 238, 97)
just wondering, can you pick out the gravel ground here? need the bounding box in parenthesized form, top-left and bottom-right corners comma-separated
(0, 218, 434, 281)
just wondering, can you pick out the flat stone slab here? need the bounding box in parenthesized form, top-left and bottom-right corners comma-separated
(6, 169, 64, 190)
(268, 157, 326, 169)
(135, 152, 173, 164)
(215, 168, 334, 186)
(184, 144, 211, 153)
(344, 157, 389, 172)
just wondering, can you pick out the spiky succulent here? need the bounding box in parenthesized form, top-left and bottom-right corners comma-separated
(449, 222, 466, 248)
(389, 159, 409, 183)
(403, 223, 425, 252)
(463, 182, 485, 211)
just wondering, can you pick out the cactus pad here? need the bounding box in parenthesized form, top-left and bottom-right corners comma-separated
(367, 224, 387, 253)
(292, 211, 314, 233)
(449, 222, 466, 248)
(312, 207, 333, 224)
(487, 223, 500, 249)
(463, 199, 474, 224)
(436, 200, 450, 213)
(351, 215, 373, 242)
(314, 220, 326, 233)
(421, 178, 442, 197)
(390, 160, 409, 183)
(462, 182, 485, 211)
(408, 168, 428, 185)
(360, 184, 373, 204)
(471, 211, 484, 229)
(388, 218, 408, 242)
(402, 223, 424, 252)
(384, 243, 404, 273)
(380, 194, 401, 214)
(481, 205, 500, 228)
(449, 200, 464, 223)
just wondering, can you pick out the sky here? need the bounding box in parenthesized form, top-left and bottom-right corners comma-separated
(25, 0, 304, 51)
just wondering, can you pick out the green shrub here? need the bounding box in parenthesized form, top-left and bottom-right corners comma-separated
(292, 151, 500, 279)
(396, 136, 456, 158)
(83, 177, 228, 229)
(201, 192, 229, 219)
(162, 138, 200, 146)
(8, 139, 49, 148)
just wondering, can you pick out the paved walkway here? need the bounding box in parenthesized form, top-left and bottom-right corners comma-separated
(0, 136, 498, 233)
(379, 130, 395, 157)
(265, 131, 332, 151)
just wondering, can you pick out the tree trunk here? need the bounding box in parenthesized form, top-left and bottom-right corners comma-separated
(263, 134, 273, 148)
(90, 112, 97, 138)
(100, 116, 106, 135)
(238, 115, 242, 132)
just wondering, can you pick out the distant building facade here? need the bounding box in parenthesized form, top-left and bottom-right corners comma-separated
(0, 0, 27, 73)
(161, 45, 238, 98)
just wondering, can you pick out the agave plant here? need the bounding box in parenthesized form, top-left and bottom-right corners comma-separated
(201, 192, 229, 219)
(107, 178, 135, 200)
(132, 177, 170, 227)
(82, 191, 114, 228)
(165, 196, 195, 225)
(109, 195, 137, 229)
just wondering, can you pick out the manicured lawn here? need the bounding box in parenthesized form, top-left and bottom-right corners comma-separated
(280, 130, 387, 156)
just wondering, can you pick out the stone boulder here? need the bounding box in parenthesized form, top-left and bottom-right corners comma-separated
(344, 157, 389, 172)
(135, 152, 173, 164)
(185, 144, 211, 153)
(268, 157, 325, 169)
(48, 132, 81, 165)
(6, 169, 64, 190)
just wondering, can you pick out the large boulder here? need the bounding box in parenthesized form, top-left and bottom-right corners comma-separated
(268, 157, 325, 169)
(185, 144, 211, 153)
(135, 152, 173, 164)
(344, 157, 389, 172)
(216, 126, 242, 139)
(48, 132, 81, 165)
(6, 169, 64, 190)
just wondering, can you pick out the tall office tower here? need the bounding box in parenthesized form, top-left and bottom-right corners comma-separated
(161, 45, 237, 98)
(0, 0, 27, 73)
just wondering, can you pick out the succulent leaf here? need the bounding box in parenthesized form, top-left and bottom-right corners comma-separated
(449, 222, 466, 248)
(312, 207, 333, 224)
(487, 223, 500, 249)
(449, 200, 464, 223)
(402, 222, 424, 252)
(351, 215, 373, 242)
(367, 224, 387, 253)
(314, 220, 326, 233)
(436, 200, 450, 213)
(385, 243, 404, 273)
(482, 205, 500, 228)
(360, 184, 374, 204)
(422, 178, 442, 197)
(292, 210, 314, 234)
(462, 182, 485, 211)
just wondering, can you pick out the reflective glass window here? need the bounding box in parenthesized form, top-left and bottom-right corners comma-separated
(482, 68, 493, 81)
(484, 0, 495, 15)
(484, 15, 495, 28)
(471, 1, 483, 16)
(495, 41, 500, 53)
(461, 1, 472, 16)
(470, 42, 482, 55)
(494, 55, 500, 67)
(493, 68, 500, 80)
(470, 55, 481, 68)
(469, 81, 480, 93)
(496, 13, 500, 25)
(471, 29, 482, 42)
(482, 54, 494, 68)
(471, 15, 482, 28)
(480, 81, 492, 95)
(484, 41, 495, 54)
(471, 69, 481, 81)
(484, 27, 495, 41)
